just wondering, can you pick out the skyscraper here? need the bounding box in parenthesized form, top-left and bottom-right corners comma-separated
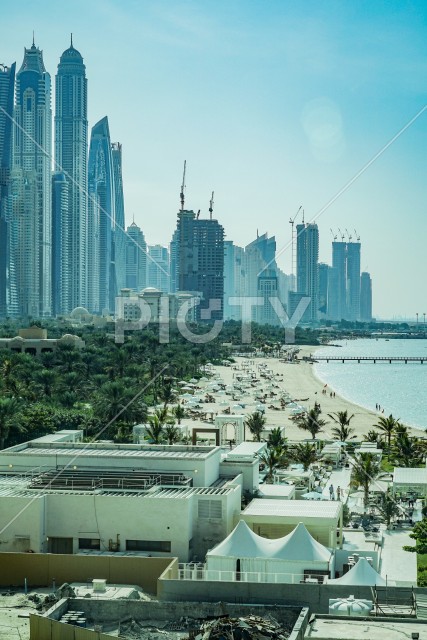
(147, 245, 170, 292)
(360, 272, 372, 322)
(318, 262, 329, 318)
(244, 233, 279, 325)
(111, 142, 127, 303)
(169, 228, 179, 293)
(13, 41, 52, 316)
(177, 210, 224, 321)
(88, 116, 114, 314)
(51, 172, 69, 316)
(294, 223, 319, 322)
(330, 241, 347, 321)
(55, 37, 88, 313)
(346, 241, 361, 321)
(0, 62, 16, 316)
(125, 221, 146, 292)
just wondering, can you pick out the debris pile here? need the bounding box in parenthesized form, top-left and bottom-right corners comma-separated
(118, 614, 292, 640)
(192, 615, 291, 640)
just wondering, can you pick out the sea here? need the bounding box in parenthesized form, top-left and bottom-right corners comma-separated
(313, 338, 427, 431)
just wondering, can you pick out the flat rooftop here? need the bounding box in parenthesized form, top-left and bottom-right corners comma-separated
(305, 617, 427, 639)
(393, 467, 427, 485)
(0, 442, 218, 461)
(242, 499, 341, 520)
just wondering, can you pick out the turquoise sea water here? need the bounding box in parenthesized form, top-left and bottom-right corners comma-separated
(313, 338, 427, 431)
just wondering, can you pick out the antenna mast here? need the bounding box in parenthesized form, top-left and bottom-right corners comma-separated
(289, 206, 302, 291)
(180, 160, 186, 211)
(209, 191, 214, 220)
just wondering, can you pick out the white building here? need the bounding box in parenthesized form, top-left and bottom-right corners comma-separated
(0, 434, 243, 561)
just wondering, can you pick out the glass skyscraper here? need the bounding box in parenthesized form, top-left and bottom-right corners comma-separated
(55, 37, 88, 314)
(111, 142, 127, 305)
(0, 62, 16, 316)
(88, 116, 114, 314)
(13, 41, 52, 317)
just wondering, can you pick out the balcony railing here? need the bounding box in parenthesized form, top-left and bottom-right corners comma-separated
(177, 563, 327, 584)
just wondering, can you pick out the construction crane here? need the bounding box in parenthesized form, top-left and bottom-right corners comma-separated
(330, 228, 337, 241)
(354, 229, 360, 242)
(209, 191, 214, 220)
(345, 228, 352, 242)
(180, 160, 186, 211)
(196, 209, 200, 219)
(289, 206, 302, 290)
(338, 227, 345, 242)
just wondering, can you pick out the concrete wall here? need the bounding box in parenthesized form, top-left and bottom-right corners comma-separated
(46, 492, 193, 560)
(157, 577, 383, 613)
(0, 495, 45, 553)
(220, 459, 259, 492)
(0, 552, 173, 594)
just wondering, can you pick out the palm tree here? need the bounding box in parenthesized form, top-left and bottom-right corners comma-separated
(328, 411, 356, 442)
(350, 453, 380, 508)
(392, 432, 424, 467)
(296, 408, 327, 440)
(267, 427, 286, 449)
(164, 424, 182, 445)
(377, 490, 400, 528)
(172, 404, 186, 425)
(290, 442, 317, 471)
(331, 424, 356, 442)
(258, 447, 281, 482)
(364, 430, 381, 445)
(374, 414, 400, 451)
(245, 411, 266, 442)
(36, 368, 57, 398)
(145, 415, 165, 444)
(0, 396, 20, 450)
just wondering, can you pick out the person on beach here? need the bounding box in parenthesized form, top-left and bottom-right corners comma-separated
(329, 484, 334, 500)
(337, 486, 341, 500)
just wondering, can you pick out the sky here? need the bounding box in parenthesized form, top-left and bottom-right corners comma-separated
(2, 0, 427, 319)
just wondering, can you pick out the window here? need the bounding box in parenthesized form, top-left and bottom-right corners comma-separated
(78, 538, 100, 550)
(198, 499, 222, 519)
(126, 540, 171, 553)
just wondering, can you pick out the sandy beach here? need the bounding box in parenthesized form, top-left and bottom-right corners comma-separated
(201, 346, 420, 442)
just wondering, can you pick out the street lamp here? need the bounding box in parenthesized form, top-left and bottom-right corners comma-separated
(416, 313, 419, 332)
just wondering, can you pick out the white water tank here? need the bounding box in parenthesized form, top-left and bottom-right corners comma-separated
(92, 579, 107, 593)
(329, 595, 372, 616)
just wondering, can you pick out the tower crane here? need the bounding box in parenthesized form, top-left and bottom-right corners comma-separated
(338, 227, 345, 242)
(180, 160, 186, 211)
(330, 228, 337, 241)
(345, 228, 352, 242)
(209, 191, 214, 220)
(289, 206, 302, 290)
(354, 229, 360, 241)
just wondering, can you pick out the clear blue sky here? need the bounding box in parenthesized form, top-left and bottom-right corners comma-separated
(3, 0, 427, 319)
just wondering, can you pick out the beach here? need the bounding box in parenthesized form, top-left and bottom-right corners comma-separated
(202, 346, 420, 442)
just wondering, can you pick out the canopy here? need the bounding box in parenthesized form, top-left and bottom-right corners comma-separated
(271, 522, 331, 562)
(208, 520, 264, 558)
(328, 557, 386, 586)
(208, 520, 331, 563)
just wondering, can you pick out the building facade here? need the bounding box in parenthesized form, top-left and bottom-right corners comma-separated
(54, 39, 88, 314)
(360, 271, 372, 322)
(295, 223, 319, 323)
(147, 244, 170, 293)
(177, 210, 224, 321)
(13, 41, 52, 316)
(0, 62, 16, 316)
(51, 172, 69, 316)
(111, 142, 127, 302)
(87, 117, 114, 314)
(126, 221, 147, 292)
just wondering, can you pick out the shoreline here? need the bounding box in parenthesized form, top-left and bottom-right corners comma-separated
(310, 342, 425, 435)
(210, 348, 421, 442)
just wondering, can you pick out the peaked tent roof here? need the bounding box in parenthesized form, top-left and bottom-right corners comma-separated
(328, 557, 386, 586)
(208, 520, 331, 562)
(208, 520, 266, 558)
(270, 522, 332, 562)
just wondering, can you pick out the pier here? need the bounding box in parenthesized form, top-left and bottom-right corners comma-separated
(310, 356, 426, 364)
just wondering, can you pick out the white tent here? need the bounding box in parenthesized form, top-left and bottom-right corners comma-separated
(206, 520, 333, 582)
(328, 557, 386, 586)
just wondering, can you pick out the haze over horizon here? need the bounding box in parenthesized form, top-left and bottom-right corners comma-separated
(2, 0, 426, 319)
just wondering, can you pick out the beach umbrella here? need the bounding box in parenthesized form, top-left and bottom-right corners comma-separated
(219, 401, 228, 407)
(190, 378, 198, 384)
(182, 393, 193, 400)
(232, 404, 243, 410)
(301, 492, 326, 500)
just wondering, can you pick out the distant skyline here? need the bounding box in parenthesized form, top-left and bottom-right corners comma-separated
(2, 0, 427, 318)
